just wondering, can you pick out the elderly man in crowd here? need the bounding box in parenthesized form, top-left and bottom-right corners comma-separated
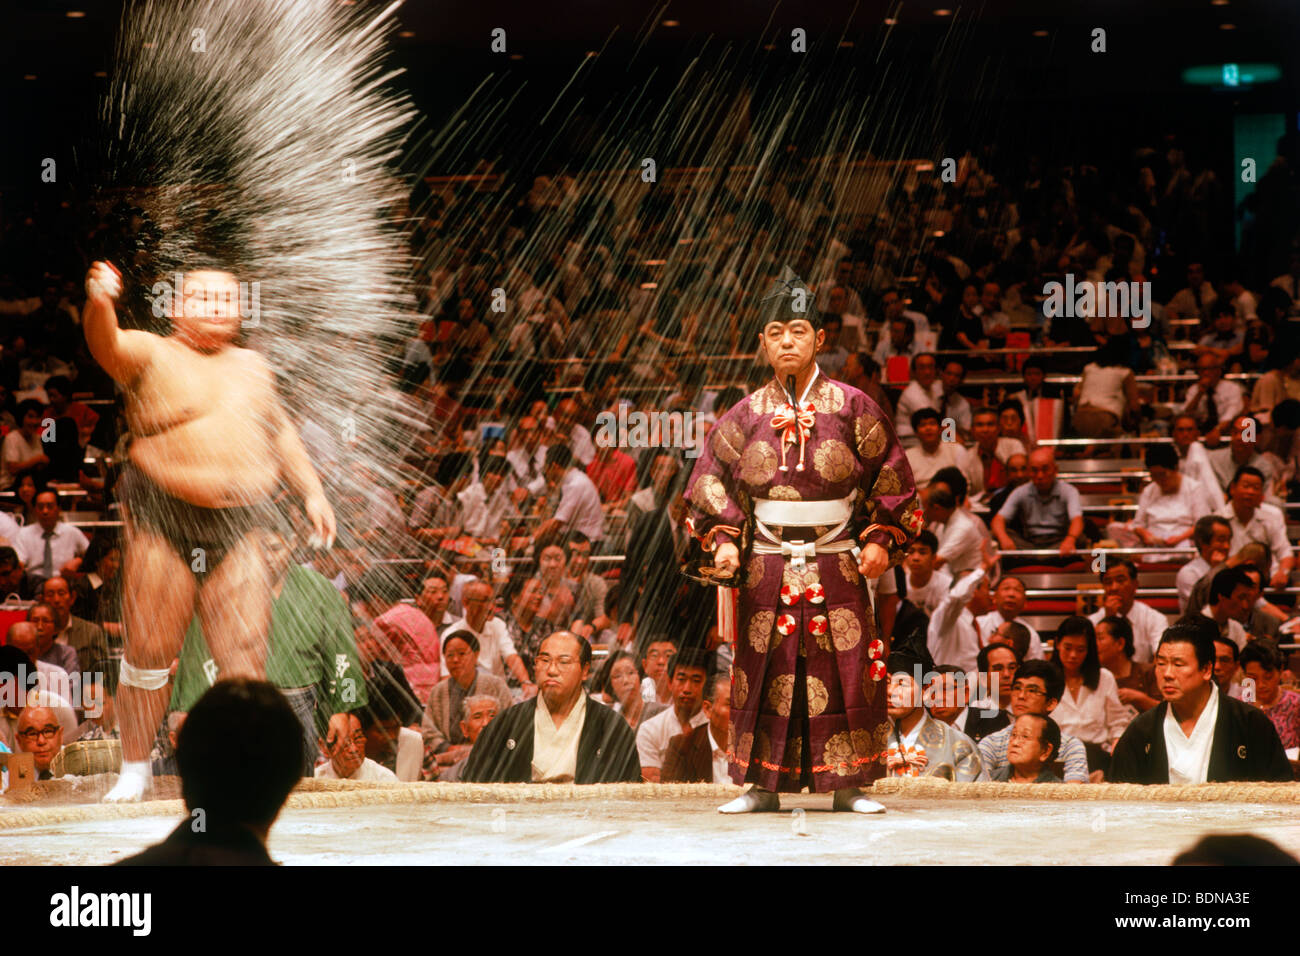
(992, 448, 1084, 553)
(438, 695, 500, 782)
(422, 629, 514, 776)
(661, 673, 732, 784)
(978, 660, 1092, 783)
(993, 713, 1063, 783)
(1182, 354, 1244, 445)
(41, 575, 110, 677)
(462, 631, 640, 783)
(961, 407, 1026, 499)
(1177, 516, 1234, 612)
(976, 575, 1046, 660)
(894, 352, 944, 447)
(1171, 414, 1224, 508)
(1110, 624, 1291, 784)
(314, 711, 398, 782)
(447, 580, 533, 693)
(5, 621, 72, 704)
(15, 704, 64, 779)
(28, 602, 77, 676)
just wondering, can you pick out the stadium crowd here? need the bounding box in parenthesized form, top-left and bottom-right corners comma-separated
(3, 130, 1300, 790)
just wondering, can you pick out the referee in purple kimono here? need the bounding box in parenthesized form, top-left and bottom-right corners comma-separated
(684, 271, 922, 814)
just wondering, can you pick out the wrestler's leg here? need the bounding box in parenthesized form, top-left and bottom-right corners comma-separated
(106, 529, 198, 802)
(196, 529, 272, 680)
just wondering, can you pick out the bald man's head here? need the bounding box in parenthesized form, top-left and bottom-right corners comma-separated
(6, 622, 37, 658)
(1028, 448, 1058, 491)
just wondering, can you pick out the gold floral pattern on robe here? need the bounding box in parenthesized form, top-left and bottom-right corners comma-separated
(767, 674, 795, 717)
(748, 610, 775, 653)
(855, 413, 887, 460)
(829, 608, 861, 651)
(767, 484, 801, 500)
(733, 669, 749, 709)
(812, 439, 855, 484)
(812, 378, 845, 414)
(745, 555, 766, 591)
(838, 552, 860, 585)
(873, 464, 902, 497)
(712, 420, 746, 465)
(739, 441, 779, 486)
(691, 474, 728, 515)
(806, 676, 829, 716)
(823, 732, 856, 775)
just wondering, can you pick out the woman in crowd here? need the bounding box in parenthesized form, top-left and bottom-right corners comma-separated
(1049, 615, 1129, 776)
(597, 651, 665, 733)
(1072, 337, 1139, 438)
(1239, 639, 1300, 751)
(74, 530, 123, 638)
(1124, 443, 1215, 558)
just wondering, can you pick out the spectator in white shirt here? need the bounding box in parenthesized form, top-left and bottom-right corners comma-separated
(937, 360, 973, 440)
(1182, 353, 1245, 446)
(1085, 559, 1169, 664)
(1049, 615, 1130, 773)
(449, 580, 534, 693)
(0, 400, 48, 493)
(1206, 414, 1278, 501)
(975, 576, 1046, 660)
(1123, 443, 1214, 555)
(1171, 414, 1225, 509)
(1177, 515, 1234, 612)
(1164, 261, 1217, 323)
(635, 648, 711, 782)
(960, 407, 1026, 499)
(505, 416, 549, 496)
(1219, 465, 1294, 586)
(925, 469, 987, 575)
(550, 398, 597, 468)
(905, 408, 964, 489)
(927, 549, 999, 673)
(879, 286, 931, 339)
(15, 491, 89, 586)
(534, 444, 605, 545)
(894, 353, 943, 448)
(314, 712, 399, 782)
(876, 530, 952, 616)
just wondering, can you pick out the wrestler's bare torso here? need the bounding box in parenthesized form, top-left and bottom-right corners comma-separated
(126, 336, 280, 508)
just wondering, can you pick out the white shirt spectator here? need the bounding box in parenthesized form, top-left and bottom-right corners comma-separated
(1132, 475, 1213, 548)
(0, 509, 22, 548)
(506, 445, 548, 496)
(1178, 440, 1225, 509)
(1050, 667, 1131, 746)
(975, 610, 1046, 660)
(553, 467, 605, 542)
(15, 522, 89, 577)
(937, 392, 973, 436)
(636, 705, 708, 771)
(396, 726, 422, 782)
(447, 614, 518, 680)
(1176, 554, 1213, 612)
(0, 431, 43, 492)
(1088, 600, 1169, 663)
(905, 442, 964, 489)
(894, 380, 944, 446)
(314, 756, 399, 782)
(1217, 501, 1292, 578)
(932, 505, 987, 575)
(1077, 363, 1131, 420)
(872, 336, 918, 366)
(566, 425, 597, 468)
(707, 724, 730, 784)
(927, 568, 987, 673)
(1166, 282, 1218, 321)
(876, 567, 953, 616)
(1181, 379, 1244, 431)
(456, 480, 515, 540)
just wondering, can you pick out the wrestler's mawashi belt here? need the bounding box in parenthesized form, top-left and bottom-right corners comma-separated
(751, 495, 857, 569)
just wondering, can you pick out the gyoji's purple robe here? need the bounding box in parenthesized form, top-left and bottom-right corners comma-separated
(684, 372, 921, 793)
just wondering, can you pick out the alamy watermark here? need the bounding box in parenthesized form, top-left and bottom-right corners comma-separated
(1042, 274, 1150, 328)
(594, 405, 703, 458)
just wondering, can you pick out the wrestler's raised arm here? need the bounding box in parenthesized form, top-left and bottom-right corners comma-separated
(83, 261, 159, 384)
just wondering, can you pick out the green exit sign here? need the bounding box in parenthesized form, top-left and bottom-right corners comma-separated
(1182, 63, 1281, 87)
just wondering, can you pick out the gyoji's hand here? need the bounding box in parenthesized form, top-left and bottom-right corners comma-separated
(85, 261, 122, 302)
(305, 493, 337, 550)
(858, 542, 889, 579)
(714, 542, 740, 578)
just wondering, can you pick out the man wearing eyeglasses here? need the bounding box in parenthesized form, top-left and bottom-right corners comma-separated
(15, 705, 63, 780)
(976, 660, 1091, 783)
(461, 630, 640, 784)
